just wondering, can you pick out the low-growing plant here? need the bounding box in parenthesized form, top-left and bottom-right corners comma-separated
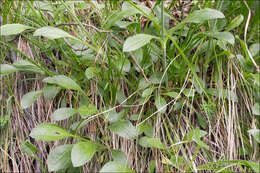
(0, 0, 259, 172)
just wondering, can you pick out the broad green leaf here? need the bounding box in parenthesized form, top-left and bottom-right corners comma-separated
(225, 15, 244, 31)
(132, 48, 143, 71)
(142, 88, 154, 98)
(193, 128, 209, 149)
(184, 128, 209, 149)
(21, 141, 39, 157)
(111, 149, 128, 165)
(43, 75, 82, 91)
(30, 123, 73, 141)
(114, 58, 131, 72)
(183, 89, 195, 97)
(149, 72, 165, 84)
(211, 32, 234, 45)
(42, 85, 61, 100)
(193, 77, 205, 94)
(71, 141, 96, 167)
(169, 156, 187, 171)
(104, 8, 138, 29)
(138, 78, 151, 89)
(162, 91, 180, 98)
(130, 114, 139, 121)
(33, 26, 75, 39)
(100, 161, 134, 173)
(249, 43, 260, 57)
(122, 2, 151, 14)
(183, 8, 225, 24)
(248, 129, 260, 143)
(47, 144, 73, 172)
(105, 110, 124, 123)
(104, 4, 151, 29)
(155, 96, 167, 114)
(252, 74, 260, 87)
(138, 136, 165, 149)
(0, 64, 18, 76)
(85, 67, 100, 79)
(78, 104, 97, 118)
(109, 120, 137, 139)
(184, 127, 207, 142)
(137, 122, 153, 137)
(52, 108, 78, 121)
(0, 24, 33, 36)
(21, 90, 42, 109)
(116, 90, 126, 103)
(13, 60, 44, 74)
(34, 1, 53, 11)
(169, 8, 225, 35)
(252, 103, 260, 115)
(115, 21, 133, 29)
(123, 34, 156, 52)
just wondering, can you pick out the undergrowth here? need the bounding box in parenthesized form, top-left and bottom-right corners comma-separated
(0, 0, 259, 172)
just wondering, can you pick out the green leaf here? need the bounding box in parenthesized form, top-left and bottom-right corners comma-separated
(33, 26, 75, 39)
(115, 21, 133, 29)
(0, 64, 18, 76)
(184, 8, 225, 24)
(138, 136, 165, 149)
(0, 24, 33, 36)
(183, 89, 195, 97)
(193, 128, 209, 149)
(137, 122, 154, 137)
(252, 103, 260, 115)
(198, 160, 260, 173)
(248, 129, 260, 143)
(130, 114, 139, 121)
(100, 161, 134, 173)
(114, 58, 131, 73)
(122, 2, 151, 14)
(42, 85, 61, 100)
(225, 15, 244, 31)
(155, 96, 167, 114)
(47, 144, 73, 172)
(149, 72, 165, 84)
(21, 141, 39, 157)
(123, 34, 156, 52)
(13, 60, 44, 74)
(71, 141, 96, 167)
(109, 120, 137, 139)
(85, 67, 101, 79)
(184, 127, 207, 141)
(142, 88, 154, 98)
(30, 123, 73, 141)
(104, 8, 139, 29)
(43, 75, 82, 91)
(138, 78, 151, 89)
(162, 91, 180, 98)
(111, 149, 128, 165)
(104, 4, 151, 29)
(211, 32, 235, 45)
(249, 43, 260, 57)
(52, 108, 78, 121)
(148, 160, 156, 173)
(192, 77, 205, 94)
(21, 90, 42, 109)
(78, 104, 97, 118)
(246, 161, 260, 173)
(105, 110, 124, 123)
